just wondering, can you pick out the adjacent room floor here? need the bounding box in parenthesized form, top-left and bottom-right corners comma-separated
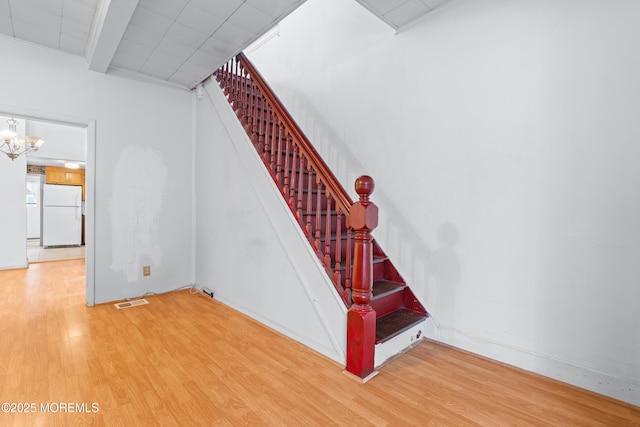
(27, 239, 85, 263)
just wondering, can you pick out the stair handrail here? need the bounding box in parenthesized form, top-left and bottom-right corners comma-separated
(234, 53, 354, 214)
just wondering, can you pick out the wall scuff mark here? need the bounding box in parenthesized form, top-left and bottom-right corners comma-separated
(110, 146, 167, 282)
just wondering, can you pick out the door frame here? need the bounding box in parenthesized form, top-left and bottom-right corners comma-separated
(0, 104, 96, 306)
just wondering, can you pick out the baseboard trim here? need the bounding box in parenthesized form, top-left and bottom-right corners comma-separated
(0, 262, 28, 271)
(425, 325, 639, 407)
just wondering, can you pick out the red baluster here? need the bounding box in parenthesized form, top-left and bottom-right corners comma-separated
(245, 74, 252, 128)
(230, 63, 234, 98)
(243, 68, 249, 125)
(230, 58, 235, 102)
(227, 59, 232, 94)
(306, 163, 313, 237)
(275, 121, 283, 188)
(287, 140, 296, 208)
(234, 59, 240, 111)
(334, 207, 342, 290)
(346, 175, 378, 380)
(244, 71, 252, 132)
(262, 98, 268, 161)
(282, 128, 290, 197)
(238, 64, 242, 117)
(261, 98, 269, 162)
(223, 61, 230, 96)
(314, 179, 322, 253)
(269, 109, 277, 177)
(324, 193, 332, 268)
(238, 65, 245, 122)
(345, 221, 352, 304)
(296, 153, 305, 225)
(256, 96, 264, 156)
(251, 89, 262, 148)
(229, 58, 235, 102)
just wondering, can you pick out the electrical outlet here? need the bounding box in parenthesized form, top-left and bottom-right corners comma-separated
(143, 265, 150, 276)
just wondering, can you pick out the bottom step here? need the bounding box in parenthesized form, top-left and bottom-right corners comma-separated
(376, 309, 427, 343)
(374, 316, 428, 368)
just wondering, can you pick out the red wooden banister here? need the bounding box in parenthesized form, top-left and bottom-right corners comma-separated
(214, 53, 356, 304)
(213, 53, 427, 380)
(233, 53, 354, 213)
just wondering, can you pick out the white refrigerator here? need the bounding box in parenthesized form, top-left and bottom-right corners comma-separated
(42, 184, 82, 247)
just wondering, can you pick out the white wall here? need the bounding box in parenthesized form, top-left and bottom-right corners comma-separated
(0, 37, 193, 304)
(0, 116, 27, 269)
(247, 0, 640, 404)
(26, 120, 86, 162)
(194, 78, 347, 363)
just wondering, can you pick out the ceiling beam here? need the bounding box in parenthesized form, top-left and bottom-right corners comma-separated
(87, 0, 140, 73)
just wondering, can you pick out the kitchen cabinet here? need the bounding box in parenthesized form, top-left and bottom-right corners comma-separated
(45, 166, 85, 200)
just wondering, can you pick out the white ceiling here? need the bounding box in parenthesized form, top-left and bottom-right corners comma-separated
(0, 0, 306, 89)
(0, 0, 453, 90)
(354, 0, 454, 30)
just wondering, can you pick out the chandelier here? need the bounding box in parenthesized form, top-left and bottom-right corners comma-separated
(0, 117, 45, 161)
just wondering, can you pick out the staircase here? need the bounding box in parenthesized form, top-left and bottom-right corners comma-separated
(213, 53, 428, 374)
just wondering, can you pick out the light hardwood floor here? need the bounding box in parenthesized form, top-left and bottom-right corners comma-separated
(0, 260, 638, 426)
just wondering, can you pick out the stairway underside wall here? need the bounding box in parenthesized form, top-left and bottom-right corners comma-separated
(194, 78, 346, 364)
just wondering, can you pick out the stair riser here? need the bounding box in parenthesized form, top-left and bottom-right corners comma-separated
(375, 320, 427, 368)
(372, 259, 405, 283)
(370, 288, 406, 318)
(373, 261, 389, 284)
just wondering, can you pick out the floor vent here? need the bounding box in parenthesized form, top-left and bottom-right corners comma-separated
(114, 299, 149, 309)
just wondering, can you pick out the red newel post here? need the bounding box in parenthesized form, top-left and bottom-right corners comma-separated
(346, 175, 378, 380)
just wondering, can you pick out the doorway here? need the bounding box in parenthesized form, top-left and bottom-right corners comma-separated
(0, 107, 96, 306)
(25, 119, 87, 263)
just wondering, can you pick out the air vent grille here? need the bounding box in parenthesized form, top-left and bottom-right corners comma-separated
(114, 299, 149, 309)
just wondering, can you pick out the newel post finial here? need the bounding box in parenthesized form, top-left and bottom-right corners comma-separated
(355, 175, 374, 202)
(346, 175, 378, 381)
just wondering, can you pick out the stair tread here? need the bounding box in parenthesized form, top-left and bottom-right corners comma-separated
(318, 232, 355, 241)
(376, 309, 427, 343)
(306, 210, 340, 216)
(372, 280, 405, 297)
(274, 166, 315, 175)
(337, 254, 387, 271)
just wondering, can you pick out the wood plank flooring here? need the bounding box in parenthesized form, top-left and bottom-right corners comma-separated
(0, 260, 638, 426)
